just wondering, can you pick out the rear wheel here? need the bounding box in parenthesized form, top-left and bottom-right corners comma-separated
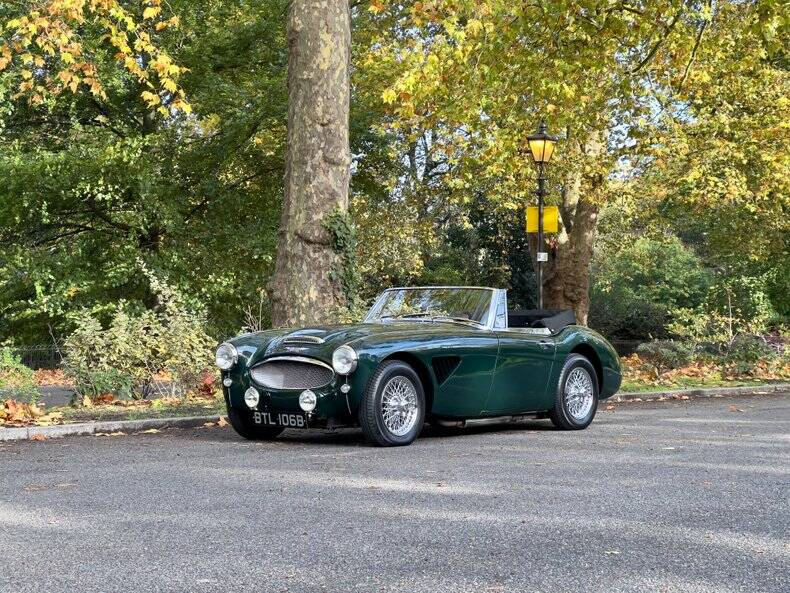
(226, 405, 284, 441)
(549, 354, 599, 430)
(359, 360, 425, 446)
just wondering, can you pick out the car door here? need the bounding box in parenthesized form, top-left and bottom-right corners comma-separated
(485, 326, 557, 414)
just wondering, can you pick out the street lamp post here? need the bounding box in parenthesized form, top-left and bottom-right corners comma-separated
(526, 120, 558, 310)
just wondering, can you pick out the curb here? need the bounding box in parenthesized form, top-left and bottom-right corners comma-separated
(0, 415, 220, 442)
(609, 382, 790, 403)
(2, 383, 789, 442)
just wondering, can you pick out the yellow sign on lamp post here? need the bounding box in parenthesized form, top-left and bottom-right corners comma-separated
(526, 205, 559, 234)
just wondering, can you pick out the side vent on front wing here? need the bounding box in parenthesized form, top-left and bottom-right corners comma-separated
(432, 356, 461, 385)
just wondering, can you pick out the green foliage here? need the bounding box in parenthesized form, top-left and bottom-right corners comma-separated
(636, 341, 694, 377)
(0, 347, 39, 403)
(724, 335, 778, 375)
(589, 236, 711, 339)
(325, 209, 362, 307)
(766, 262, 790, 319)
(667, 273, 779, 348)
(0, 0, 288, 344)
(666, 308, 733, 347)
(0, 0, 786, 356)
(63, 263, 215, 400)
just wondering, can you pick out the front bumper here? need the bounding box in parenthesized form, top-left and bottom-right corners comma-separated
(223, 371, 354, 427)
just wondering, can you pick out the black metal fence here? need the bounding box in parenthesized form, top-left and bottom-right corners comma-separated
(8, 345, 62, 370)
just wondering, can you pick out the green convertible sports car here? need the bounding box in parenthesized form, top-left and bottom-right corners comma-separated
(216, 286, 622, 446)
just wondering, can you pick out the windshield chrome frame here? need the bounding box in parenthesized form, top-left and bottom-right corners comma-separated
(363, 286, 504, 331)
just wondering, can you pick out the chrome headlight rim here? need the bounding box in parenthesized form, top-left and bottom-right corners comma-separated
(244, 387, 260, 409)
(332, 345, 358, 375)
(215, 342, 238, 370)
(299, 389, 317, 412)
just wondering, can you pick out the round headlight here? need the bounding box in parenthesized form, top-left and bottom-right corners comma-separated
(332, 345, 358, 375)
(299, 390, 317, 412)
(215, 342, 238, 370)
(244, 387, 260, 409)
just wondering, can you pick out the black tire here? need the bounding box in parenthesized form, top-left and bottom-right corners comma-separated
(226, 405, 284, 441)
(358, 360, 426, 446)
(549, 354, 599, 430)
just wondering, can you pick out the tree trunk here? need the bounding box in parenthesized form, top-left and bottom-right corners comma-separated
(531, 132, 606, 325)
(270, 0, 351, 328)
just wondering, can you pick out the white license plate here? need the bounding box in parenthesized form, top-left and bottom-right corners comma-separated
(253, 411, 306, 428)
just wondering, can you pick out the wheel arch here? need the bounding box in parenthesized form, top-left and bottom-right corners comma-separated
(569, 343, 603, 391)
(382, 351, 435, 414)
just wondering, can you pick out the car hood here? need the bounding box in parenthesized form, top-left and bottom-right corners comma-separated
(231, 321, 476, 367)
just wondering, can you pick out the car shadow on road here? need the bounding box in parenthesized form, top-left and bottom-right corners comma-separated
(167, 417, 557, 448)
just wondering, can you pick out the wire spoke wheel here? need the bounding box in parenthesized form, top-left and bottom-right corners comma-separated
(563, 367, 594, 421)
(380, 376, 419, 437)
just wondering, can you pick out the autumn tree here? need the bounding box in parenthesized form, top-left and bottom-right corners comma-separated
(359, 0, 786, 324)
(0, 1, 289, 342)
(269, 1, 352, 327)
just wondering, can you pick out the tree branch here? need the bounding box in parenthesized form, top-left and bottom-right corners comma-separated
(678, 11, 710, 92)
(631, 9, 684, 74)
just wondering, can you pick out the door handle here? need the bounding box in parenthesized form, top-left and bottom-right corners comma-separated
(539, 340, 552, 349)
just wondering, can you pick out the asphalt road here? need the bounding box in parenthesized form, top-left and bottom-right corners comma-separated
(1, 394, 789, 593)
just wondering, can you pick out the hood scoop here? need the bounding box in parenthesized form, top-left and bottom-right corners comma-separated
(282, 332, 325, 345)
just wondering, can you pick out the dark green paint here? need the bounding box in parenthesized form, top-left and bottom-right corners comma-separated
(223, 320, 622, 427)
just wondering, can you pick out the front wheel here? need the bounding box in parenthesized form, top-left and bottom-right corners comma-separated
(359, 360, 425, 446)
(226, 405, 284, 441)
(549, 354, 599, 430)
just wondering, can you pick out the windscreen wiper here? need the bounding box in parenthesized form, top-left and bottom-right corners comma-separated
(432, 316, 484, 327)
(380, 312, 434, 321)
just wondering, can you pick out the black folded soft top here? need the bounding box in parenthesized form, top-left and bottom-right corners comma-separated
(507, 309, 577, 333)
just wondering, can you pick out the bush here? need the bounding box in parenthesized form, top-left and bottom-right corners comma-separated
(0, 348, 40, 403)
(589, 235, 711, 340)
(636, 340, 694, 377)
(666, 308, 733, 350)
(63, 262, 216, 401)
(70, 369, 136, 402)
(723, 334, 777, 374)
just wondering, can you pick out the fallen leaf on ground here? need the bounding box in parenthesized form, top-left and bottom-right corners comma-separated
(30, 434, 47, 441)
(140, 428, 161, 434)
(728, 405, 745, 413)
(202, 421, 216, 427)
(95, 431, 127, 437)
(217, 416, 228, 428)
(605, 405, 615, 410)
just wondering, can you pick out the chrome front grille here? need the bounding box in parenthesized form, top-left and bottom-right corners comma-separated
(250, 358, 334, 390)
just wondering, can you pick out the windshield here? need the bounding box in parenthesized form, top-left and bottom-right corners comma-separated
(365, 288, 494, 326)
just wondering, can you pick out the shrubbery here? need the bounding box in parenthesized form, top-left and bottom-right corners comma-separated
(723, 334, 778, 375)
(589, 236, 711, 340)
(0, 347, 40, 403)
(63, 262, 216, 401)
(636, 341, 694, 377)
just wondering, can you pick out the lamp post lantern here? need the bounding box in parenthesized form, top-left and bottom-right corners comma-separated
(526, 120, 558, 310)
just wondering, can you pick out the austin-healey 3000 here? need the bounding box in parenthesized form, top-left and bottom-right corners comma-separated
(216, 286, 621, 446)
